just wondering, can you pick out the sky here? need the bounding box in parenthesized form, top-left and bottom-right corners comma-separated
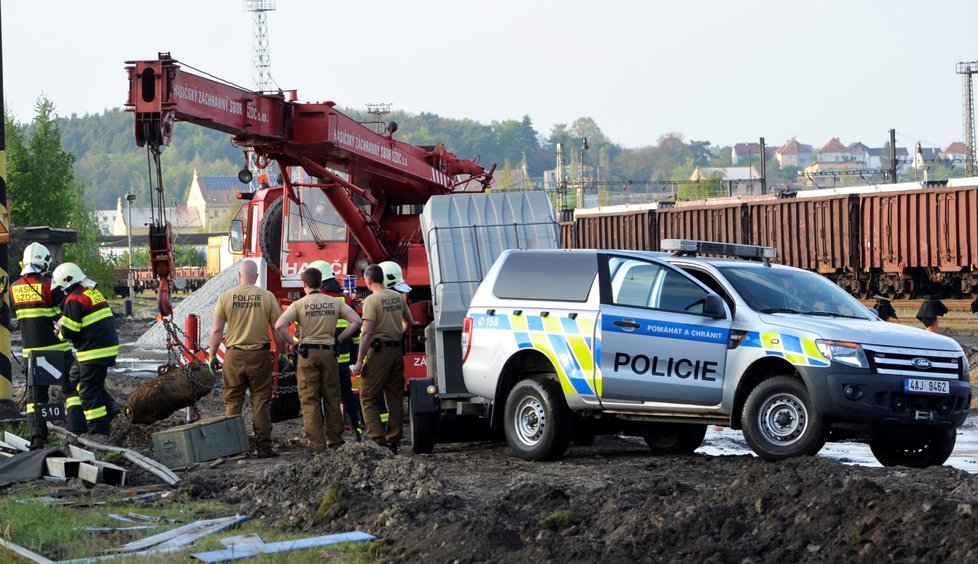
(3, 0, 978, 151)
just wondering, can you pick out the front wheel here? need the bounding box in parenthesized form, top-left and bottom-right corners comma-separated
(870, 428, 957, 468)
(504, 377, 572, 461)
(742, 376, 825, 460)
(643, 423, 708, 454)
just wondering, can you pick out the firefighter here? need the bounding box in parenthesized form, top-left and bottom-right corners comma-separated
(51, 262, 120, 439)
(11, 243, 84, 446)
(209, 260, 288, 458)
(916, 295, 948, 333)
(872, 295, 898, 322)
(350, 262, 413, 453)
(309, 260, 363, 442)
(274, 266, 360, 452)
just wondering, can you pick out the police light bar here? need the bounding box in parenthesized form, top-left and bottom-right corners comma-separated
(661, 239, 777, 261)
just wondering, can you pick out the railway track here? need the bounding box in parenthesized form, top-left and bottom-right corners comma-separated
(861, 298, 978, 333)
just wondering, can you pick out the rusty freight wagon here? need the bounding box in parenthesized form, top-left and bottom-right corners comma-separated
(572, 203, 658, 250)
(747, 194, 862, 294)
(860, 185, 978, 298)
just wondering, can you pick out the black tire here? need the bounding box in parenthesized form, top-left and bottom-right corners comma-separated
(409, 398, 436, 455)
(642, 423, 708, 454)
(742, 376, 826, 460)
(258, 196, 283, 273)
(504, 377, 573, 461)
(869, 428, 957, 468)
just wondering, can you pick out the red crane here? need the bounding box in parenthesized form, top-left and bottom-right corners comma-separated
(125, 53, 495, 319)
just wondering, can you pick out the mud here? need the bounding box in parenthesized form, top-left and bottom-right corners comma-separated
(9, 318, 978, 562)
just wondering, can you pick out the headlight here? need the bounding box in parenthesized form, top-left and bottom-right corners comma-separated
(962, 354, 970, 380)
(815, 339, 868, 369)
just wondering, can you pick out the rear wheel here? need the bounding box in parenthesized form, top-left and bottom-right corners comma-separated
(642, 423, 708, 454)
(870, 428, 956, 468)
(742, 376, 826, 460)
(258, 196, 283, 273)
(409, 398, 436, 455)
(504, 377, 572, 461)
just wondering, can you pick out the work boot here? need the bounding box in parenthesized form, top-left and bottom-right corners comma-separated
(65, 397, 87, 434)
(254, 449, 279, 459)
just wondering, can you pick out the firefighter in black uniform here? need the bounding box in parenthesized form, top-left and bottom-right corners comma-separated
(10, 243, 84, 445)
(52, 262, 120, 438)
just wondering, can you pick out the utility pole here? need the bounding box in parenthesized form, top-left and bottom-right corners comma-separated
(889, 129, 897, 183)
(0, 8, 14, 418)
(957, 61, 978, 176)
(759, 137, 767, 195)
(126, 193, 135, 316)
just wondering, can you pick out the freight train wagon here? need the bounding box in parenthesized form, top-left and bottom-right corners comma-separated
(566, 177, 978, 299)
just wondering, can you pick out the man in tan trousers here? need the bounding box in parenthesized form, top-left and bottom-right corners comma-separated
(275, 267, 360, 453)
(351, 262, 413, 453)
(209, 260, 287, 458)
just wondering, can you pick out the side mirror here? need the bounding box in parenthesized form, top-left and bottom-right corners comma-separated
(229, 219, 245, 253)
(703, 293, 726, 319)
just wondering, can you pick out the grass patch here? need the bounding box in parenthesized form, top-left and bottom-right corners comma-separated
(0, 493, 372, 562)
(317, 486, 343, 516)
(540, 509, 576, 530)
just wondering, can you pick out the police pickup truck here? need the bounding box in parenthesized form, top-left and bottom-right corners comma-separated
(460, 240, 971, 467)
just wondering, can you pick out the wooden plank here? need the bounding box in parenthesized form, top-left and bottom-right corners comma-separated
(68, 445, 96, 461)
(0, 439, 20, 455)
(94, 462, 129, 487)
(3, 431, 30, 452)
(77, 462, 102, 485)
(109, 515, 247, 553)
(44, 457, 81, 478)
(0, 536, 55, 564)
(190, 531, 376, 563)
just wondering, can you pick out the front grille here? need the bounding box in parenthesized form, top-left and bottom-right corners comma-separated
(863, 344, 963, 379)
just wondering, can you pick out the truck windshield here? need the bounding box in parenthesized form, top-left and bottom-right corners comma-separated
(287, 187, 347, 242)
(718, 265, 872, 319)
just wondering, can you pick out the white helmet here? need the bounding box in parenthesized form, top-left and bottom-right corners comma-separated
(22, 242, 52, 271)
(379, 261, 411, 292)
(306, 260, 341, 292)
(51, 262, 91, 290)
(307, 260, 332, 276)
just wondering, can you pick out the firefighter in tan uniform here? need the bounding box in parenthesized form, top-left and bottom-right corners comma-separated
(351, 262, 413, 453)
(275, 266, 361, 452)
(209, 260, 287, 458)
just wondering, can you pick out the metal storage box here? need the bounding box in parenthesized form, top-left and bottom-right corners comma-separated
(152, 415, 249, 468)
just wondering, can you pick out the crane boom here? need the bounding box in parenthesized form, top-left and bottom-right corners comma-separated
(125, 53, 494, 263)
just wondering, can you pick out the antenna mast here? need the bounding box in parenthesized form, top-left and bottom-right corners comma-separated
(243, 0, 276, 91)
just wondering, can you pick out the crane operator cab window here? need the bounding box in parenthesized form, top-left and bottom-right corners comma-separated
(287, 187, 347, 242)
(607, 256, 711, 315)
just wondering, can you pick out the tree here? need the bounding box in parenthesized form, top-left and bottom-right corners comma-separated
(5, 96, 116, 288)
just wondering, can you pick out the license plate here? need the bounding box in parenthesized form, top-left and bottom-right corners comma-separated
(904, 378, 949, 395)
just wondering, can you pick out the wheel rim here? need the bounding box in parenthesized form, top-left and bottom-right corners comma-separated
(513, 395, 547, 447)
(756, 392, 807, 445)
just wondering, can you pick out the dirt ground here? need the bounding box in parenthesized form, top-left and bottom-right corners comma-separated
(9, 317, 978, 563)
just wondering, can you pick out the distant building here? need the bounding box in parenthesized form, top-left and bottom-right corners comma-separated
(774, 139, 814, 168)
(97, 170, 240, 236)
(690, 166, 762, 196)
(186, 172, 239, 231)
(943, 141, 970, 166)
(105, 197, 203, 237)
(816, 137, 852, 163)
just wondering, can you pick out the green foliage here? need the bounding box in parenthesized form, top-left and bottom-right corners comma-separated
(677, 174, 725, 200)
(117, 244, 205, 269)
(5, 96, 116, 288)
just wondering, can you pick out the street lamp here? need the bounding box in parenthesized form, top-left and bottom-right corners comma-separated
(578, 136, 589, 208)
(125, 192, 135, 317)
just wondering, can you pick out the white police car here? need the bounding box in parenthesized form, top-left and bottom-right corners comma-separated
(461, 240, 970, 466)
